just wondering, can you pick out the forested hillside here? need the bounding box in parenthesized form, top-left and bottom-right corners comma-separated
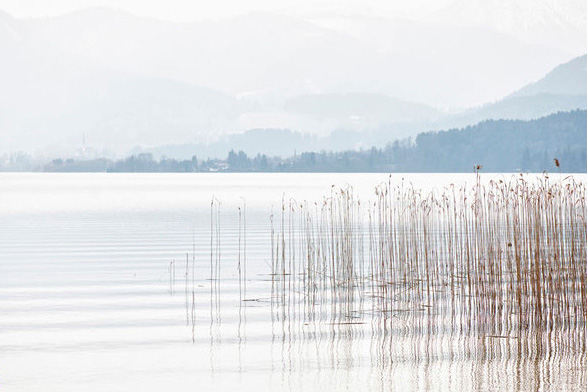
(6, 110, 587, 173)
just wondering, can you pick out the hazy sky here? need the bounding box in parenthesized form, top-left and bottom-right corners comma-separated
(0, 0, 453, 21)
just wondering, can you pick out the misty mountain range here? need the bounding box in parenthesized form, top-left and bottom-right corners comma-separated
(1, 3, 587, 158)
(144, 52, 587, 160)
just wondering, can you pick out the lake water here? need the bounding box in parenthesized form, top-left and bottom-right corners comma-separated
(1, 173, 585, 391)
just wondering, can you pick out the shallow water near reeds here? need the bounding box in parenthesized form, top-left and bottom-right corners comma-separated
(1, 173, 586, 391)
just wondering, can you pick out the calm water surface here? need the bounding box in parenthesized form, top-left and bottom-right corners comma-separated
(0, 173, 585, 391)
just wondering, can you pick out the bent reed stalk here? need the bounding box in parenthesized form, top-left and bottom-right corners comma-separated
(270, 174, 587, 342)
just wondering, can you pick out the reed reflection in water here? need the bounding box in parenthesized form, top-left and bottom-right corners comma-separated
(189, 173, 587, 391)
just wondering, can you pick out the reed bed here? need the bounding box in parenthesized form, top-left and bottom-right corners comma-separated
(270, 174, 587, 349)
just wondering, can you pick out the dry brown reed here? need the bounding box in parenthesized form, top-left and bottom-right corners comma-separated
(270, 174, 587, 349)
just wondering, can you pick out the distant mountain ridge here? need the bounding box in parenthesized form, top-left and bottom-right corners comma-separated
(124, 52, 587, 161)
(512, 54, 587, 97)
(0, 6, 586, 157)
(441, 53, 587, 128)
(284, 93, 440, 123)
(23, 7, 568, 107)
